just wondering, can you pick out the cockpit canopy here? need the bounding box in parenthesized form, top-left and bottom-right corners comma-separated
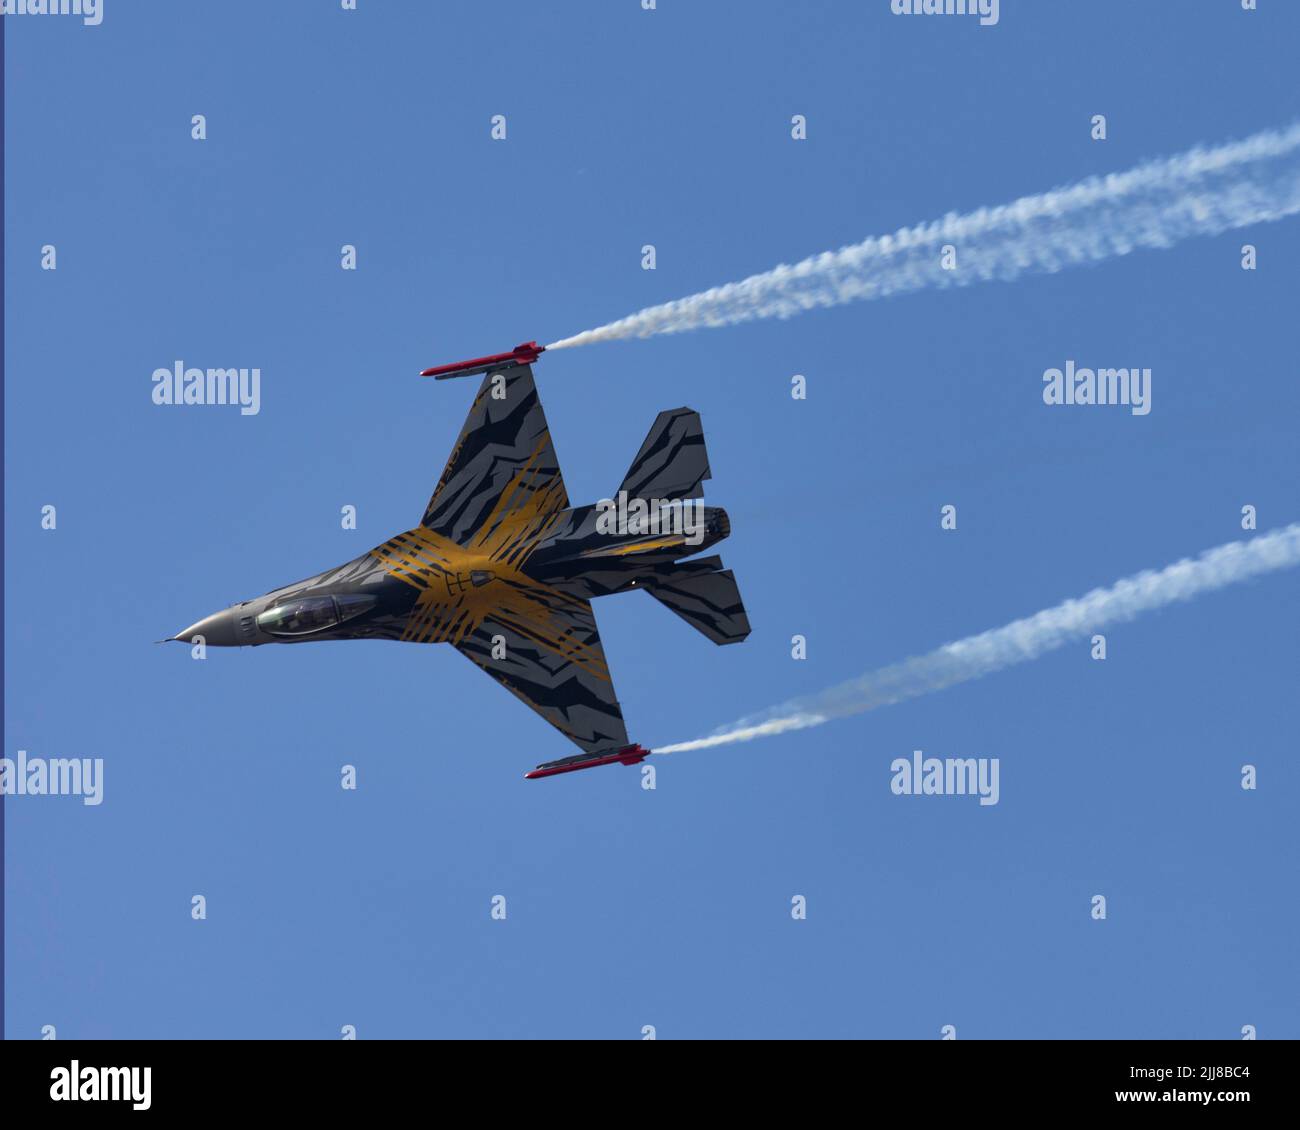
(256, 593, 378, 637)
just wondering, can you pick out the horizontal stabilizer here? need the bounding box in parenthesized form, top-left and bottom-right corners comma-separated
(619, 408, 710, 501)
(645, 566, 751, 646)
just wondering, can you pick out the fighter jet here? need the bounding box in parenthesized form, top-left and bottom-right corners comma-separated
(171, 344, 750, 778)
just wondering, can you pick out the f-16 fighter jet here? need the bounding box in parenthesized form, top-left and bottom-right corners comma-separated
(171, 343, 750, 779)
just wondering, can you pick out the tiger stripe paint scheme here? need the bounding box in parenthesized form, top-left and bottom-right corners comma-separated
(171, 361, 749, 772)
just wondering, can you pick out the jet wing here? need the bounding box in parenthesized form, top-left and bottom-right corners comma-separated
(417, 363, 628, 755)
(422, 365, 568, 546)
(455, 603, 630, 755)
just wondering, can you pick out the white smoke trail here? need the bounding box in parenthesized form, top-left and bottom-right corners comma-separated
(549, 122, 1300, 350)
(652, 524, 1300, 755)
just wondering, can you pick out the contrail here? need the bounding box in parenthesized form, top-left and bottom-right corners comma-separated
(548, 122, 1300, 351)
(652, 524, 1300, 755)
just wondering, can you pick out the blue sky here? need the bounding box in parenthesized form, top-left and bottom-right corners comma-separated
(5, 1, 1298, 1039)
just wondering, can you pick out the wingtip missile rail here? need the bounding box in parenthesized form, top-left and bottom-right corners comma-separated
(419, 341, 545, 380)
(524, 744, 652, 780)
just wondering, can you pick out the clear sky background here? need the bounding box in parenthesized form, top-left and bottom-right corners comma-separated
(5, 1, 1298, 1039)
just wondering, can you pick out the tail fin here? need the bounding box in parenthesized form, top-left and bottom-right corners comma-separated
(618, 408, 710, 501)
(623, 413, 749, 645)
(645, 563, 751, 646)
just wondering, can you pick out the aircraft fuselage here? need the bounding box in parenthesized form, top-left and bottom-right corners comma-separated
(173, 501, 732, 648)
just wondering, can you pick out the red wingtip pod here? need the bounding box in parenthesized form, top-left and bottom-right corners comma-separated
(419, 341, 545, 379)
(616, 743, 651, 766)
(524, 743, 650, 780)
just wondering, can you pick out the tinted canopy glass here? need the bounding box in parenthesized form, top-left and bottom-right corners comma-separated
(256, 593, 379, 638)
(256, 597, 339, 637)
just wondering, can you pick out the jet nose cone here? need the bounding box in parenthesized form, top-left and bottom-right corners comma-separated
(173, 608, 241, 647)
